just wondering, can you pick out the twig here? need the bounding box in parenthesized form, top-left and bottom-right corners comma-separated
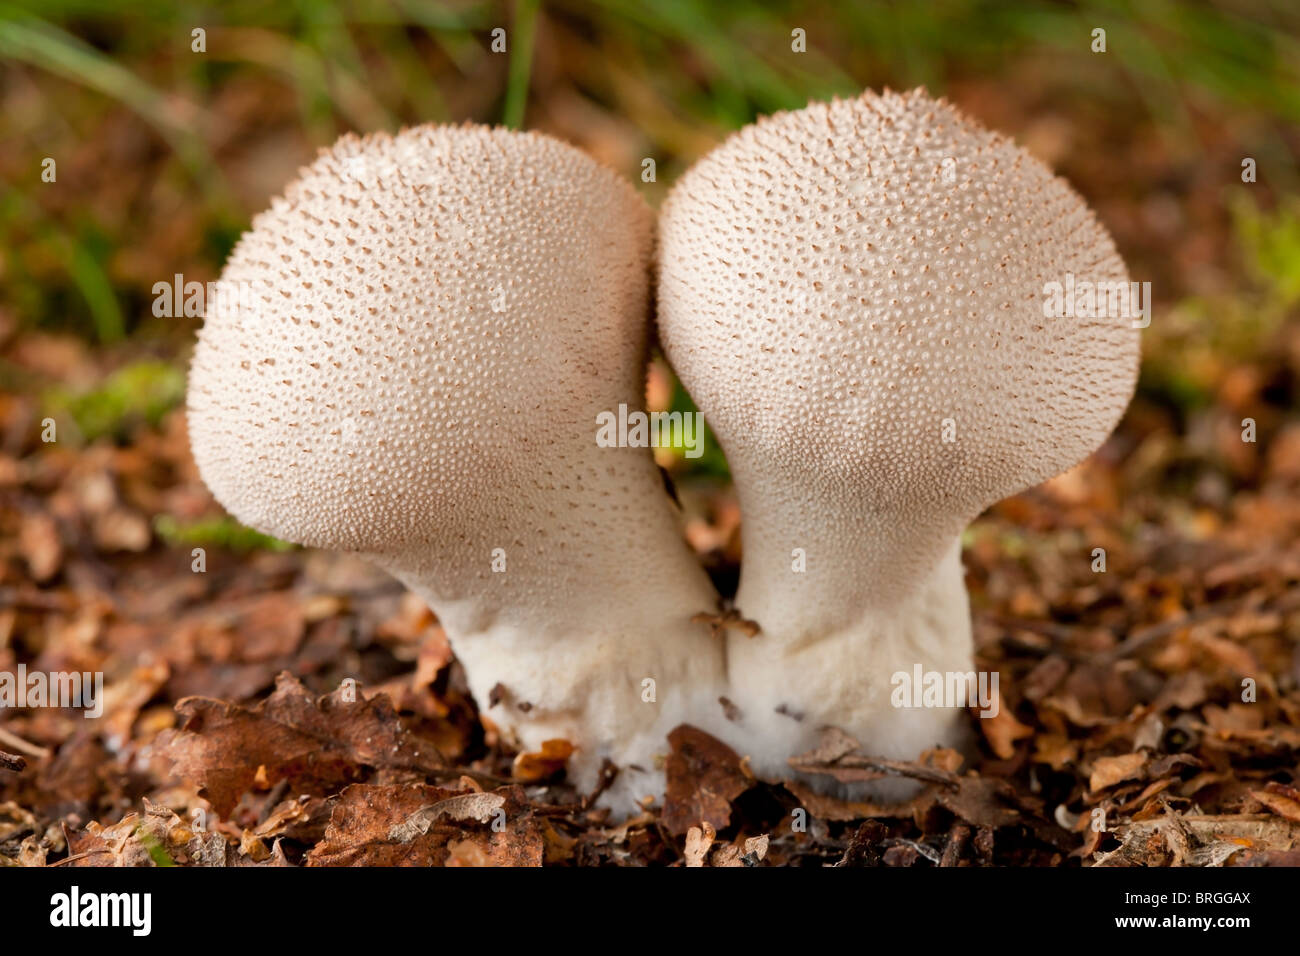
(999, 585, 1300, 666)
(0, 727, 50, 760)
(1101, 595, 1254, 663)
(423, 765, 513, 788)
(581, 758, 618, 810)
(256, 779, 290, 824)
(990, 617, 1084, 645)
(50, 849, 115, 867)
(789, 753, 960, 790)
(0, 587, 75, 612)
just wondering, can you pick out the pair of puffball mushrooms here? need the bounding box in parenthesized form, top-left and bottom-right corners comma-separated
(188, 89, 1139, 810)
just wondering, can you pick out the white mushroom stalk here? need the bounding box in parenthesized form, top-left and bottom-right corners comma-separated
(187, 125, 724, 804)
(657, 89, 1140, 788)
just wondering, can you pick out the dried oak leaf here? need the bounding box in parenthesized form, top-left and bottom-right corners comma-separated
(922, 776, 1022, 830)
(253, 796, 334, 845)
(662, 724, 753, 836)
(37, 726, 109, 814)
(979, 696, 1034, 759)
(231, 593, 307, 662)
(388, 790, 509, 840)
(1251, 782, 1300, 824)
(1088, 753, 1149, 793)
(155, 671, 443, 817)
(306, 783, 542, 867)
(683, 822, 716, 867)
(91, 507, 151, 552)
(512, 738, 574, 783)
(19, 512, 61, 582)
(711, 833, 770, 867)
(100, 660, 170, 749)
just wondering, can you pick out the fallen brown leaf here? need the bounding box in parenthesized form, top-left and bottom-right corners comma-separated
(683, 822, 715, 867)
(979, 694, 1034, 759)
(662, 724, 752, 836)
(1089, 753, 1149, 792)
(19, 512, 61, 582)
(512, 738, 574, 783)
(306, 783, 541, 867)
(155, 672, 444, 817)
(1251, 782, 1300, 824)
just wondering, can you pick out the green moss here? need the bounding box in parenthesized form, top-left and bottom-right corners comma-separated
(133, 823, 175, 868)
(153, 514, 295, 553)
(1231, 192, 1300, 307)
(43, 359, 185, 442)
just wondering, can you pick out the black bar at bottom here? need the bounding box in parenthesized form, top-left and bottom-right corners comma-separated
(0, 864, 1281, 942)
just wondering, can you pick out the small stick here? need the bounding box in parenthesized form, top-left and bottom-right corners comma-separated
(50, 849, 115, 867)
(1102, 586, 1300, 664)
(423, 765, 513, 788)
(581, 758, 618, 810)
(256, 779, 290, 824)
(790, 753, 960, 789)
(0, 727, 49, 760)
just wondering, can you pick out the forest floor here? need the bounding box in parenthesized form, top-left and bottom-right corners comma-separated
(2, 327, 1299, 865)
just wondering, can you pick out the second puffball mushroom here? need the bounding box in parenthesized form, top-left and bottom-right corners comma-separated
(657, 89, 1140, 788)
(187, 125, 724, 804)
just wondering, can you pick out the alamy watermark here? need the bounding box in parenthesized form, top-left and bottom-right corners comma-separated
(890, 664, 999, 718)
(1043, 272, 1151, 328)
(595, 403, 704, 459)
(50, 887, 151, 936)
(0, 666, 104, 717)
(152, 275, 266, 318)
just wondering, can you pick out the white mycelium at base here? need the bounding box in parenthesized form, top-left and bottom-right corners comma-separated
(187, 125, 725, 808)
(657, 89, 1140, 791)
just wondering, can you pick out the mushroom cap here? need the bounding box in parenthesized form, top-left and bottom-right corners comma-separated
(188, 125, 654, 554)
(657, 89, 1140, 518)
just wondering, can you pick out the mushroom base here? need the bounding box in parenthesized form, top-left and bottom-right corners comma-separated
(396, 579, 728, 813)
(720, 541, 976, 800)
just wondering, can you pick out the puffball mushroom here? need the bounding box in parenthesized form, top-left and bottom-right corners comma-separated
(187, 124, 725, 803)
(657, 89, 1140, 788)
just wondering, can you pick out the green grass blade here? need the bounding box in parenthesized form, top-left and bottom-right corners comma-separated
(502, 0, 539, 128)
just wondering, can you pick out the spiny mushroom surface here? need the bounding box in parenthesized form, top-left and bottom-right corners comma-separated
(188, 124, 724, 806)
(657, 88, 1140, 788)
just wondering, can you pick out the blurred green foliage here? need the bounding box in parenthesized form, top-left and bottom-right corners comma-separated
(664, 372, 731, 481)
(153, 514, 296, 552)
(42, 358, 185, 440)
(1233, 193, 1300, 306)
(133, 822, 177, 867)
(2, 0, 1297, 344)
(1139, 191, 1300, 418)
